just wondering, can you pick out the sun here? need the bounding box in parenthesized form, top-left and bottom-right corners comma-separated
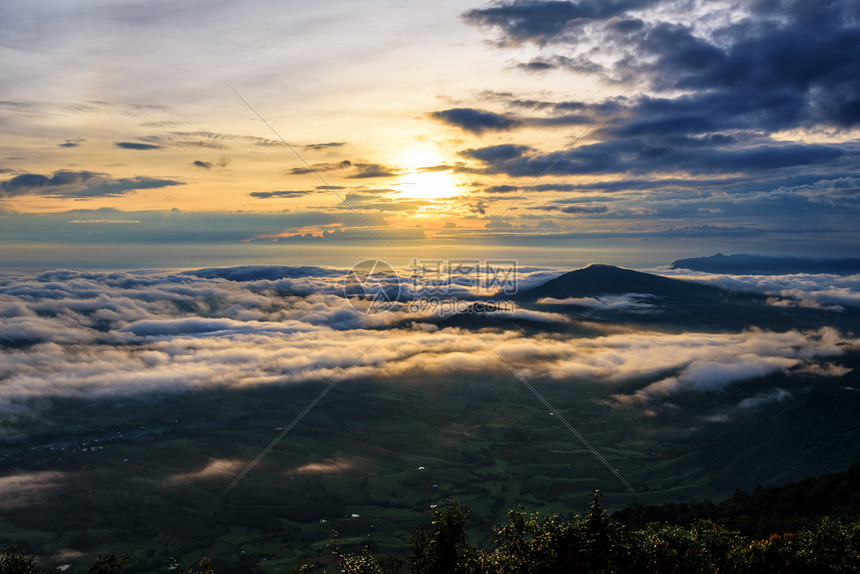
(391, 148, 460, 200)
(398, 171, 460, 200)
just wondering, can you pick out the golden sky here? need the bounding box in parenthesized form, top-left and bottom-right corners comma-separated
(1, 0, 858, 265)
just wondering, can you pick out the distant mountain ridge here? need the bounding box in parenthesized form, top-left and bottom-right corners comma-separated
(672, 253, 860, 275)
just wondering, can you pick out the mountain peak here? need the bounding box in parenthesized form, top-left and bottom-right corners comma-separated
(516, 263, 724, 301)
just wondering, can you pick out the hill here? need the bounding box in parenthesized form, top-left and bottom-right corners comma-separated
(613, 460, 860, 537)
(514, 263, 728, 302)
(672, 253, 860, 275)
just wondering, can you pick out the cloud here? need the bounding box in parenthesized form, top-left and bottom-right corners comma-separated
(0, 267, 856, 421)
(58, 138, 84, 148)
(463, 0, 659, 45)
(516, 59, 557, 72)
(0, 170, 100, 195)
(140, 131, 281, 150)
(459, 140, 848, 177)
(0, 170, 183, 198)
(0, 471, 66, 510)
(737, 388, 792, 409)
(484, 184, 520, 193)
(184, 265, 343, 281)
(285, 159, 400, 180)
(659, 269, 860, 310)
(766, 297, 845, 313)
(459, 0, 860, 227)
(304, 142, 345, 151)
(516, 55, 606, 75)
(192, 160, 212, 169)
(608, 327, 854, 405)
(165, 459, 245, 484)
(623, 357, 799, 403)
(538, 293, 656, 311)
(431, 108, 523, 134)
(114, 142, 162, 150)
(291, 457, 360, 475)
(347, 163, 399, 179)
(250, 190, 317, 199)
(459, 144, 532, 163)
(431, 107, 588, 134)
(795, 363, 852, 377)
(538, 204, 609, 214)
(0, 208, 349, 242)
(335, 191, 427, 212)
(466, 0, 860, 131)
(288, 160, 352, 175)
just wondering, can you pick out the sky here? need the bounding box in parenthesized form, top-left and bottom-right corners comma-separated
(1, 0, 859, 269)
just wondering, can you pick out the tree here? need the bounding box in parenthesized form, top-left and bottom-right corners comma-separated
(0, 547, 38, 574)
(408, 500, 474, 574)
(168, 557, 214, 574)
(83, 554, 128, 574)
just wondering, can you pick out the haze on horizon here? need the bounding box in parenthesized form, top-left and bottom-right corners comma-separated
(1, 0, 858, 269)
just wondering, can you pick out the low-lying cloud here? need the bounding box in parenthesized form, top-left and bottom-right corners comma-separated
(165, 459, 245, 484)
(658, 269, 860, 310)
(538, 293, 657, 311)
(0, 266, 857, 424)
(0, 471, 66, 509)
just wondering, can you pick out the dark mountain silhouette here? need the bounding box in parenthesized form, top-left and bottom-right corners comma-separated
(614, 459, 860, 537)
(435, 264, 849, 332)
(514, 263, 729, 303)
(672, 253, 860, 275)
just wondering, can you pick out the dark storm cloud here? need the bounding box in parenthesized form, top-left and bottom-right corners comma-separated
(0, 170, 182, 198)
(616, 7, 860, 128)
(115, 142, 162, 150)
(458, 0, 860, 237)
(460, 140, 849, 177)
(467, 0, 860, 130)
(460, 144, 532, 163)
(516, 55, 607, 75)
(431, 108, 523, 134)
(529, 113, 591, 127)
(431, 107, 589, 134)
(463, 0, 659, 45)
(503, 97, 591, 113)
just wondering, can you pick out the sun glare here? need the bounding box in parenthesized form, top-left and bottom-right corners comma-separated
(398, 171, 460, 200)
(392, 148, 460, 200)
